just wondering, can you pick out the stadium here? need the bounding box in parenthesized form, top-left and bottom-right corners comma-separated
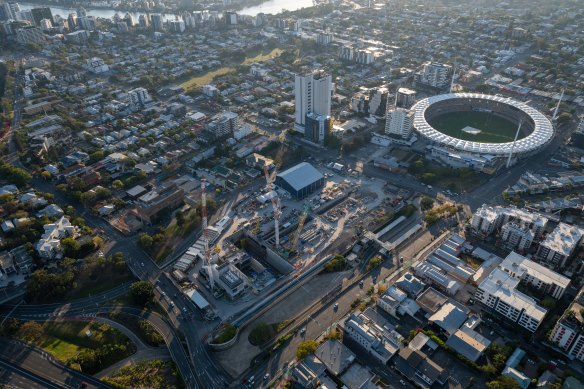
(411, 93, 555, 159)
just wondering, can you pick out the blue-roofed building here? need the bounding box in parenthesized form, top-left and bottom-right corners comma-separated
(275, 162, 325, 198)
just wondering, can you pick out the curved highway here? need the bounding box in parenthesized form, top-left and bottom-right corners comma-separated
(0, 337, 112, 389)
(10, 177, 233, 389)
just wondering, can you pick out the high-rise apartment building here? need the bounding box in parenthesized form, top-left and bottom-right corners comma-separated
(396, 87, 416, 108)
(206, 111, 241, 139)
(500, 222, 533, 252)
(67, 13, 77, 30)
(30, 7, 53, 26)
(470, 205, 548, 239)
(167, 19, 185, 33)
(294, 70, 332, 133)
(39, 18, 52, 31)
(150, 13, 163, 31)
(0, 2, 20, 21)
(385, 107, 414, 139)
(414, 62, 453, 92)
(16, 25, 44, 45)
(304, 112, 331, 145)
(77, 16, 95, 31)
(128, 88, 152, 106)
(138, 14, 150, 28)
(475, 251, 570, 333)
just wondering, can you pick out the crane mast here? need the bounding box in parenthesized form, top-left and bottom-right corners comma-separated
(263, 164, 281, 247)
(201, 178, 214, 289)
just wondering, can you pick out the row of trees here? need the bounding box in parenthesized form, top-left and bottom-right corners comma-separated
(0, 162, 32, 187)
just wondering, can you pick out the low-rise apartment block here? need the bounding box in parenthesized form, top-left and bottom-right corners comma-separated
(501, 222, 534, 252)
(500, 252, 570, 299)
(471, 205, 548, 239)
(340, 311, 401, 364)
(549, 286, 584, 362)
(475, 266, 547, 332)
(536, 223, 584, 269)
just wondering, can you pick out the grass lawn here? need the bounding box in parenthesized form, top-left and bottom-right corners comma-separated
(33, 321, 131, 363)
(413, 160, 484, 192)
(181, 67, 234, 91)
(41, 337, 82, 362)
(242, 48, 283, 65)
(428, 111, 523, 143)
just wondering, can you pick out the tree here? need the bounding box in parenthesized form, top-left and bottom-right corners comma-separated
(26, 269, 75, 302)
(61, 237, 80, 257)
(17, 321, 44, 343)
(138, 233, 153, 249)
(0, 162, 32, 187)
(296, 340, 318, 359)
(325, 255, 346, 272)
(486, 376, 520, 389)
(557, 112, 572, 124)
(129, 281, 154, 306)
(92, 236, 104, 248)
(420, 196, 435, 211)
(112, 180, 124, 190)
(249, 322, 276, 346)
(176, 210, 186, 227)
(40, 170, 52, 180)
(367, 256, 382, 271)
(89, 150, 105, 163)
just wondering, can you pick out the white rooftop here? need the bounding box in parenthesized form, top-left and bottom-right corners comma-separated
(479, 267, 547, 321)
(501, 252, 571, 289)
(540, 223, 584, 257)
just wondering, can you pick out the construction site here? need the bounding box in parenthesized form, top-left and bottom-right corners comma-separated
(168, 161, 403, 320)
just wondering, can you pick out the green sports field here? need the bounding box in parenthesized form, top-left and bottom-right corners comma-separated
(428, 111, 525, 143)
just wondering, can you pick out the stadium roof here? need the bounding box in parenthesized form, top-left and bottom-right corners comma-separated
(412, 93, 554, 155)
(277, 162, 324, 191)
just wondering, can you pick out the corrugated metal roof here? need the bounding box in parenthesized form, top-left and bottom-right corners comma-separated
(277, 162, 324, 191)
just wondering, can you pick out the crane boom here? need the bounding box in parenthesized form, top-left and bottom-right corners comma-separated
(291, 203, 309, 251)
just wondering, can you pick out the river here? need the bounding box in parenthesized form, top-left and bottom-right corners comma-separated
(18, 0, 315, 19)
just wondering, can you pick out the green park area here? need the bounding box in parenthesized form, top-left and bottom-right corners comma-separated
(181, 48, 283, 91)
(409, 156, 484, 192)
(103, 359, 184, 389)
(7, 320, 135, 374)
(428, 111, 525, 143)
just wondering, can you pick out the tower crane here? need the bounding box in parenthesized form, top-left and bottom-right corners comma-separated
(263, 164, 281, 247)
(201, 178, 215, 289)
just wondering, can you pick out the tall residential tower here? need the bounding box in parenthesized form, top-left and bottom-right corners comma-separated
(294, 70, 332, 134)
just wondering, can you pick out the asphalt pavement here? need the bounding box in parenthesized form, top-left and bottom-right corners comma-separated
(0, 337, 111, 389)
(25, 177, 229, 389)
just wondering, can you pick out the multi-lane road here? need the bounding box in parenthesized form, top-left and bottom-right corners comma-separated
(3, 178, 229, 388)
(0, 337, 112, 389)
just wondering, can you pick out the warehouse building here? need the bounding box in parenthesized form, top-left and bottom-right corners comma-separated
(275, 162, 325, 198)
